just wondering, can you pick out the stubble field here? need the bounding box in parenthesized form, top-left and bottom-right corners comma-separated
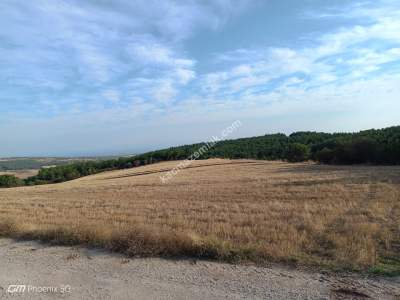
(0, 169, 38, 179)
(0, 159, 399, 273)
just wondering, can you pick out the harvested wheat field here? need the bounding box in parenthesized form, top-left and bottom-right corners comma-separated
(0, 159, 399, 273)
(0, 169, 38, 179)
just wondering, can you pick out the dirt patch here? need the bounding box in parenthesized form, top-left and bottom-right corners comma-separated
(0, 239, 399, 300)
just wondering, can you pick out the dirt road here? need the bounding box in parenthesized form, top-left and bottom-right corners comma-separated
(0, 239, 399, 299)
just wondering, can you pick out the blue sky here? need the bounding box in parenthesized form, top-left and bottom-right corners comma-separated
(0, 0, 399, 156)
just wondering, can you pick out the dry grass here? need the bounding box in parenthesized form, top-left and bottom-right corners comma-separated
(0, 159, 399, 273)
(0, 169, 38, 179)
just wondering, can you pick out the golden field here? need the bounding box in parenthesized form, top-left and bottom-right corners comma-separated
(0, 169, 38, 179)
(0, 159, 399, 273)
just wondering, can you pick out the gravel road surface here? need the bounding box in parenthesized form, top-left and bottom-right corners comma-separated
(0, 239, 399, 299)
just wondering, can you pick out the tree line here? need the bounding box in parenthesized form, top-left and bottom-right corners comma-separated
(1, 125, 399, 188)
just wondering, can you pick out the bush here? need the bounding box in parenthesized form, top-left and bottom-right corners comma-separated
(319, 138, 379, 164)
(286, 143, 310, 162)
(0, 175, 24, 188)
(315, 147, 335, 164)
(351, 138, 378, 163)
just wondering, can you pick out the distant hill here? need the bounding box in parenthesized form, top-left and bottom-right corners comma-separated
(1, 125, 399, 187)
(0, 156, 120, 171)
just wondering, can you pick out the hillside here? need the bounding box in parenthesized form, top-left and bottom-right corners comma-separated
(0, 159, 399, 274)
(1, 125, 399, 188)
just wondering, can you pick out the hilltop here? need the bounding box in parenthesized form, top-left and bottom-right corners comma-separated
(1, 125, 399, 188)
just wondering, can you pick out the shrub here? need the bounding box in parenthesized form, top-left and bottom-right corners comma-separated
(286, 143, 310, 162)
(0, 175, 24, 188)
(315, 147, 335, 164)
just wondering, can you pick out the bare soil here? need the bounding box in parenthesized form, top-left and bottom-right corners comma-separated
(0, 239, 399, 300)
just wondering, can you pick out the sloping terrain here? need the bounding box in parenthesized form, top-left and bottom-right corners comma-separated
(0, 159, 399, 273)
(0, 169, 38, 179)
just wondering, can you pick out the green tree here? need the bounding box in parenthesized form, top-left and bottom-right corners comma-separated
(315, 147, 335, 164)
(286, 143, 310, 162)
(0, 175, 24, 187)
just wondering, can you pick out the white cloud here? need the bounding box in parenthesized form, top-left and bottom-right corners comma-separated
(347, 48, 400, 67)
(102, 90, 121, 103)
(130, 42, 175, 66)
(1, 0, 400, 156)
(175, 68, 196, 85)
(231, 64, 253, 76)
(152, 80, 177, 104)
(198, 1, 400, 99)
(0, 0, 252, 117)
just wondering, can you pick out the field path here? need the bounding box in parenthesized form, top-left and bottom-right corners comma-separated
(0, 239, 399, 300)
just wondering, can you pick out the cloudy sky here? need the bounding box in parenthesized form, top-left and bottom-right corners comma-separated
(0, 0, 399, 156)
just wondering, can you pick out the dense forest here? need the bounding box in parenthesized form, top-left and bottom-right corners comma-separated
(1, 126, 399, 188)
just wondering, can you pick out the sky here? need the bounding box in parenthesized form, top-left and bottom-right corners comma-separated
(0, 0, 399, 157)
